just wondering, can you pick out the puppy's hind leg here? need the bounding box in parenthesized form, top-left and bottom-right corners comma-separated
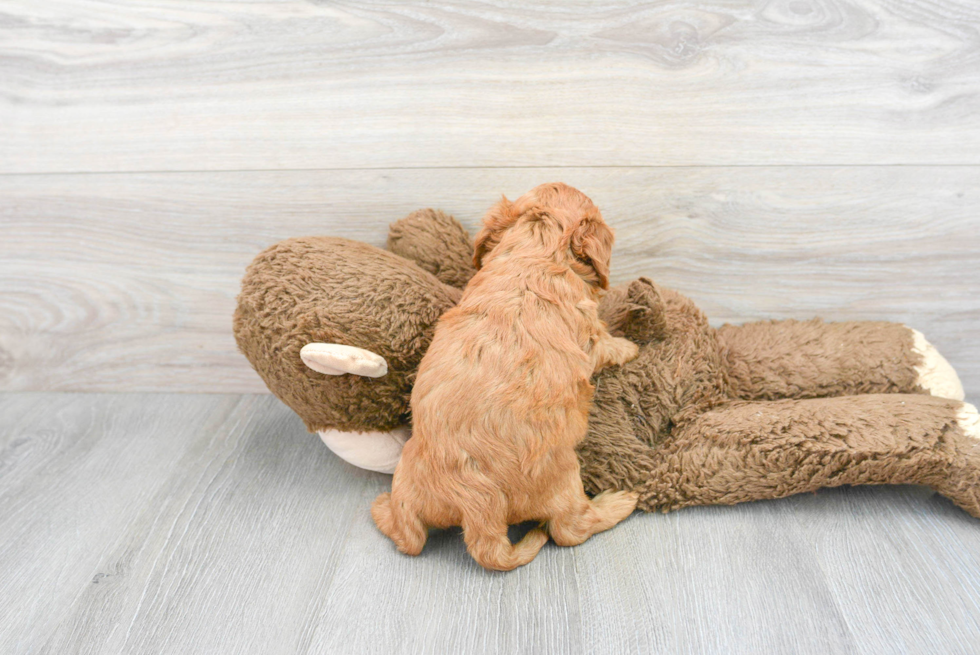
(461, 510, 549, 572)
(546, 472, 638, 547)
(372, 491, 428, 556)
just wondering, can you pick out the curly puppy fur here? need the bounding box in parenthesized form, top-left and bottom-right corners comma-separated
(373, 183, 639, 570)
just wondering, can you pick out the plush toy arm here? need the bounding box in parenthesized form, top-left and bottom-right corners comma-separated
(387, 209, 477, 289)
(639, 395, 980, 517)
(717, 320, 964, 401)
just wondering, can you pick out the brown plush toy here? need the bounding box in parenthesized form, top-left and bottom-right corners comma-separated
(234, 209, 980, 517)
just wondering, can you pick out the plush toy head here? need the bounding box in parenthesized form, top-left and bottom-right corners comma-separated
(234, 236, 460, 434)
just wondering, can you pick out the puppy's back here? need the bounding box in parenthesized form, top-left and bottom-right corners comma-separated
(410, 258, 594, 478)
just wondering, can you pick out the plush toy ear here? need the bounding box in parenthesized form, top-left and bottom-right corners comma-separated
(473, 195, 518, 269)
(300, 343, 388, 377)
(570, 215, 614, 290)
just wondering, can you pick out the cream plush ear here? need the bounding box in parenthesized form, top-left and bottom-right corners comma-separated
(300, 343, 388, 378)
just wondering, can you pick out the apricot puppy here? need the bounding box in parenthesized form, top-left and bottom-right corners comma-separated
(372, 182, 639, 570)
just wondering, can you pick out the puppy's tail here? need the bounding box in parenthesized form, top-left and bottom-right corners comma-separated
(462, 517, 549, 571)
(371, 491, 428, 556)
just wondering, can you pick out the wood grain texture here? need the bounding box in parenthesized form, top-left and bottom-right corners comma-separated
(3, 2, 978, 652)
(576, 486, 980, 654)
(1, 392, 979, 654)
(2, 166, 978, 396)
(0, 393, 377, 654)
(2, 0, 980, 173)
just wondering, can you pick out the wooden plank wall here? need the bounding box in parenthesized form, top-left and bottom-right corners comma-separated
(1, 0, 978, 395)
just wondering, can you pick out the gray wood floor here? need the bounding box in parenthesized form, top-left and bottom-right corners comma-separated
(0, 392, 978, 654)
(3, 1, 980, 653)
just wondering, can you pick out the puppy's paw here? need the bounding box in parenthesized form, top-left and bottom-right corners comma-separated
(520, 527, 551, 552)
(593, 489, 639, 522)
(607, 336, 640, 367)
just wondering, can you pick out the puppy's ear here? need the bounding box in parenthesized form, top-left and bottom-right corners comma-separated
(570, 215, 614, 289)
(473, 195, 518, 269)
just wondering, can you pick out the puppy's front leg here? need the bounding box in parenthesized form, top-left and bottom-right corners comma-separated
(591, 331, 639, 371)
(580, 298, 639, 371)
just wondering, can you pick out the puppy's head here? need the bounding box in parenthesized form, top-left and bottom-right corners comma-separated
(473, 182, 613, 289)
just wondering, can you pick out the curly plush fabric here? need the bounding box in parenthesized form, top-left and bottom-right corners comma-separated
(718, 319, 921, 399)
(577, 280, 978, 516)
(387, 209, 476, 289)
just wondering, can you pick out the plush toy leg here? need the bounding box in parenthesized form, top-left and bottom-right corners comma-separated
(317, 427, 409, 474)
(638, 394, 980, 517)
(718, 320, 964, 401)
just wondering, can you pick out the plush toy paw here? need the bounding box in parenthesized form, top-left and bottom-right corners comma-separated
(958, 402, 980, 441)
(909, 328, 965, 400)
(939, 402, 980, 518)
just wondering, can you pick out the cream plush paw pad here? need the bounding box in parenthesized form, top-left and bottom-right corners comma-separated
(318, 426, 409, 474)
(909, 328, 965, 401)
(958, 403, 980, 441)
